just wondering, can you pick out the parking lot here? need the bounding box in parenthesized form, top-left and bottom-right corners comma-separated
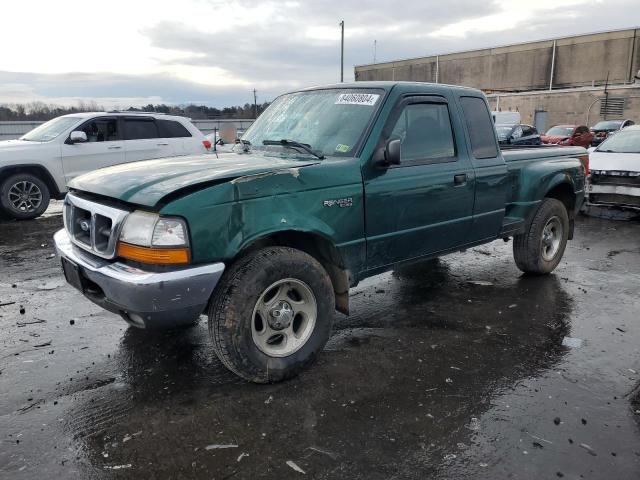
(0, 206, 638, 479)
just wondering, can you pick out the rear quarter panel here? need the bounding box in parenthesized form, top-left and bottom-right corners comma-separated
(503, 147, 586, 222)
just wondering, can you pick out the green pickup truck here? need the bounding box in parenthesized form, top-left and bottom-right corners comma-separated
(54, 82, 587, 383)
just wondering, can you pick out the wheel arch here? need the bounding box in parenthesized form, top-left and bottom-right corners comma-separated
(236, 230, 351, 315)
(0, 164, 63, 199)
(544, 181, 576, 239)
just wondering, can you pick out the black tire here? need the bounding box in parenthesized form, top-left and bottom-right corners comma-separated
(513, 198, 569, 274)
(0, 173, 50, 220)
(208, 247, 335, 383)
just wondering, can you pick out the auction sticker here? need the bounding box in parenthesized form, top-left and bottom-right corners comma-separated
(335, 93, 380, 106)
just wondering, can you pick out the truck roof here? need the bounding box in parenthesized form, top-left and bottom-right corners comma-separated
(300, 81, 482, 96)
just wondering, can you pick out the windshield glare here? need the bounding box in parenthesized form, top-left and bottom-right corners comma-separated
(241, 89, 383, 157)
(21, 116, 81, 142)
(592, 120, 623, 131)
(546, 126, 574, 136)
(598, 130, 640, 153)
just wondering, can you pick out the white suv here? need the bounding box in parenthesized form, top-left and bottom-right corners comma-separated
(0, 112, 212, 219)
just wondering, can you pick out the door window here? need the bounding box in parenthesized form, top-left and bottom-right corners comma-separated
(389, 103, 456, 164)
(78, 118, 118, 142)
(511, 126, 523, 139)
(157, 119, 192, 138)
(459, 96, 499, 159)
(124, 119, 158, 140)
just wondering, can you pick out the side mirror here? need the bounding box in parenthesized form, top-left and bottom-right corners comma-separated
(69, 131, 87, 144)
(384, 138, 401, 166)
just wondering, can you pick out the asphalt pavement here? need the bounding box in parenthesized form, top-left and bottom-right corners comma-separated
(1, 205, 639, 479)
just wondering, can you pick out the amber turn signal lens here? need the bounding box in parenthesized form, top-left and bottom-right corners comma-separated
(116, 242, 190, 265)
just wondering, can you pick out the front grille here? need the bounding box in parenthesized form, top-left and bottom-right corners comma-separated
(63, 193, 129, 259)
(591, 172, 640, 187)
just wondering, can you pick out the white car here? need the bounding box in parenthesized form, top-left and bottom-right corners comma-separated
(588, 125, 640, 210)
(492, 111, 521, 126)
(0, 112, 212, 219)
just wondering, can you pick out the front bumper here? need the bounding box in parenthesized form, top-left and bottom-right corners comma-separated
(54, 229, 225, 328)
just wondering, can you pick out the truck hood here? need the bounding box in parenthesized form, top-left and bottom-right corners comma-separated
(68, 152, 320, 207)
(590, 151, 640, 173)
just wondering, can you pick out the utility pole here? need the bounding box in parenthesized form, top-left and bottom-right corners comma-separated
(603, 71, 610, 120)
(373, 39, 377, 63)
(340, 20, 344, 82)
(253, 89, 257, 118)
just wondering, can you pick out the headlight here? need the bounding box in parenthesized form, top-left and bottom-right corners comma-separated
(119, 211, 188, 247)
(117, 210, 190, 265)
(152, 218, 188, 246)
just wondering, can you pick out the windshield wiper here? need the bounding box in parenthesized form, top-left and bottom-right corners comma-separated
(263, 139, 325, 159)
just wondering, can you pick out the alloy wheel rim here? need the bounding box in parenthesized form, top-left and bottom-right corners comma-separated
(8, 181, 42, 213)
(541, 215, 562, 261)
(251, 278, 317, 357)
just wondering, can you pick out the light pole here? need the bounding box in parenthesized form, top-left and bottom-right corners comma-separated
(339, 20, 344, 82)
(253, 89, 258, 118)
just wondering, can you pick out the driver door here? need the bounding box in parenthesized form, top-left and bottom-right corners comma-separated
(363, 95, 475, 269)
(61, 117, 125, 183)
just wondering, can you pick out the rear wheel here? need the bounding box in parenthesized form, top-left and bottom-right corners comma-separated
(513, 198, 569, 274)
(0, 173, 50, 220)
(208, 247, 334, 383)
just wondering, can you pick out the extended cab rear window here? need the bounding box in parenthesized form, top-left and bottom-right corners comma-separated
(459, 96, 499, 159)
(157, 119, 192, 138)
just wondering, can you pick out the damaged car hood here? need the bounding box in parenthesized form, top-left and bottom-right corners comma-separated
(68, 152, 319, 207)
(590, 151, 640, 173)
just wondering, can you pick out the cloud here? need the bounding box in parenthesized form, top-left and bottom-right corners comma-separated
(0, 0, 638, 108)
(0, 71, 265, 108)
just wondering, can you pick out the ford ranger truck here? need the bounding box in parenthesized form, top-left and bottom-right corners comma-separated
(54, 82, 587, 383)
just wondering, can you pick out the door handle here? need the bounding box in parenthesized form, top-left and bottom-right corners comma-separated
(108, 146, 122, 150)
(454, 174, 467, 185)
(157, 142, 169, 146)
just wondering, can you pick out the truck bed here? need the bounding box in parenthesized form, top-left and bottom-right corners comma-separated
(499, 145, 586, 238)
(501, 145, 585, 163)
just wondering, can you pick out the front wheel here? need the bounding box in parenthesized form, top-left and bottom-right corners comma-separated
(208, 247, 335, 383)
(0, 173, 50, 220)
(513, 198, 569, 274)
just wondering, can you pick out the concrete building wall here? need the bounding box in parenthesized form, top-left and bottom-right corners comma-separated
(486, 85, 640, 131)
(355, 28, 640, 92)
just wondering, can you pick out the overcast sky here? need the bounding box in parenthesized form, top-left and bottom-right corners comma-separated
(1, 0, 639, 109)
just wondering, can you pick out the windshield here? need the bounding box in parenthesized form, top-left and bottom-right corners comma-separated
(592, 120, 623, 131)
(241, 89, 383, 158)
(546, 126, 574, 136)
(597, 129, 640, 153)
(21, 116, 82, 142)
(495, 126, 513, 140)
